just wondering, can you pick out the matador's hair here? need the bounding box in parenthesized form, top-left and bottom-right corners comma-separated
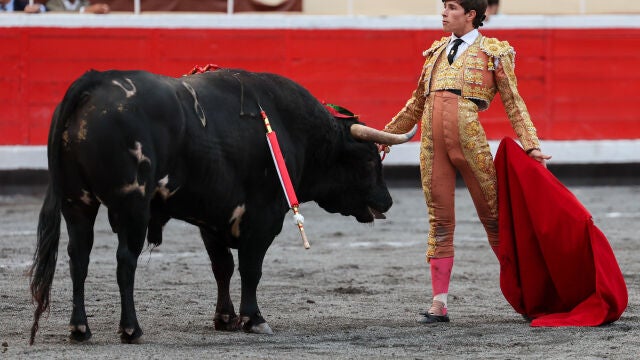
(442, 0, 488, 28)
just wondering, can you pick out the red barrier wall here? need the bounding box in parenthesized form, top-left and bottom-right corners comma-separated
(1, 25, 639, 145)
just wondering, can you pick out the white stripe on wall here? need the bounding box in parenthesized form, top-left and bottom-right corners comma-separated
(2, 140, 639, 170)
(381, 140, 640, 166)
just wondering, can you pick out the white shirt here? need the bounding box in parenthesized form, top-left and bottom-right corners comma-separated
(62, 0, 82, 11)
(445, 28, 501, 68)
(445, 29, 479, 63)
(0, 0, 15, 11)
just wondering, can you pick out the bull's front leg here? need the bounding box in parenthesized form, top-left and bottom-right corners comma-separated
(238, 241, 274, 334)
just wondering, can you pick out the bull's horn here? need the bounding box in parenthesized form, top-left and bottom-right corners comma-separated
(350, 124, 418, 145)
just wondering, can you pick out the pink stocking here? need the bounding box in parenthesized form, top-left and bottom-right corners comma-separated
(430, 256, 454, 314)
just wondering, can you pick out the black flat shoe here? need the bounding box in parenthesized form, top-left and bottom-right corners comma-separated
(417, 312, 450, 324)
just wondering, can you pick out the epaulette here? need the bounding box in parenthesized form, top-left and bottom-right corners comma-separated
(480, 37, 514, 57)
(422, 37, 449, 57)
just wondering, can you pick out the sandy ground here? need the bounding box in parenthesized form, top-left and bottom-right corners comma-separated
(0, 185, 638, 359)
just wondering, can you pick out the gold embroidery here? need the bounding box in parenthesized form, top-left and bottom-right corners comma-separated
(422, 41, 448, 96)
(385, 33, 541, 261)
(480, 37, 514, 58)
(495, 52, 540, 151)
(420, 96, 436, 260)
(430, 48, 463, 91)
(457, 99, 498, 218)
(464, 119, 481, 137)
(427, 36, 497, 111)
(462, 83, 495, 104)
(423, 37, 448, 57)
(464, 70, 483, 85)
(466, 57, 485, 70)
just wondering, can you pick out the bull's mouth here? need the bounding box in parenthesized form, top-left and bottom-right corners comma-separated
(368, 207, 386, 220)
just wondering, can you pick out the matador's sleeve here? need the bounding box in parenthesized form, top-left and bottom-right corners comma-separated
(494, 50, 541, 152)
(383, 62, 427, 134)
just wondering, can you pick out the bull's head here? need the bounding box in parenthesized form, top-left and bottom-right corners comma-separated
(311, 104, 417, 223)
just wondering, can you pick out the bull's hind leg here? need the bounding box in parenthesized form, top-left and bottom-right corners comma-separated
(61, 194, 100, 342)
(111, 196, 150, 344)
(200, 228, 239, 331)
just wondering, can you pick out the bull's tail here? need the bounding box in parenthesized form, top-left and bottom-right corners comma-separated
(29, 174, 61, 345)
(28, 70, 102, 345)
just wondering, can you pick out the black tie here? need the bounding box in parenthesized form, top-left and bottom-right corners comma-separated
(447, 39, 464, 64)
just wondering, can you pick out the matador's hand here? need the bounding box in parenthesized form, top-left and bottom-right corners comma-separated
(85, 3, 110, 13)
(377, 144, 391, 154)
(376, 144, 391, 160)
(528, 149, 552, 168)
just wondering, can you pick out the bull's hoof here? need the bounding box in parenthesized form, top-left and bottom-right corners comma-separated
(118, 325, 143, 344)
(239, 314, 273, 335)
(68, 324, 92, 343)
(248, 322, 273, 334)
(214, 312, 241, 331)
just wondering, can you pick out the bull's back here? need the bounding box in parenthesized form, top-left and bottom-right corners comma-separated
(170, 71, 274, 208)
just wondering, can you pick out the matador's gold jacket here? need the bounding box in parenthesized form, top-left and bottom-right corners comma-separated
(384, 33, 540, 152)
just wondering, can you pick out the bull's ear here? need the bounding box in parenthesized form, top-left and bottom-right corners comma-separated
(350, 124, 417, 145)
(323, 102, 359, 120)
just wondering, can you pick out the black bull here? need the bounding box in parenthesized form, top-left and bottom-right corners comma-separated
(29, 68, 416, 344)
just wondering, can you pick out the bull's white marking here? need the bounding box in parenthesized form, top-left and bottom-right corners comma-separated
(121, 179, 145, 196)
(181, 81, 206, 127)
(112, 78, 137, 98)
(129, 141, 150, 164)
(239, 316, 273, 334)
(121, 141, 150, 196)
(229, 204, 246, 238)
(155, 175, 179, 200)
(80, 189, 92, 206)
(62, 130, 70, 148)
(77, 119, 88, 141)
(68, 324, 87, 333)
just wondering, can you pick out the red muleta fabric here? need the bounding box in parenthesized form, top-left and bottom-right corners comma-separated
(495, 137, 627, 326)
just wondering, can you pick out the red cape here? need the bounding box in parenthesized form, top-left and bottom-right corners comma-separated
(495, 137, 627, 326)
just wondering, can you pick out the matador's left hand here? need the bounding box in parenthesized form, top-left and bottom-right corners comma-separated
(376, 144, 391, 160)
(377, 144, 391, 154)
(528, 149, 552, 168)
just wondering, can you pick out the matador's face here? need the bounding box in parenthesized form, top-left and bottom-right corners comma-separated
(442, 1, 475, 37)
